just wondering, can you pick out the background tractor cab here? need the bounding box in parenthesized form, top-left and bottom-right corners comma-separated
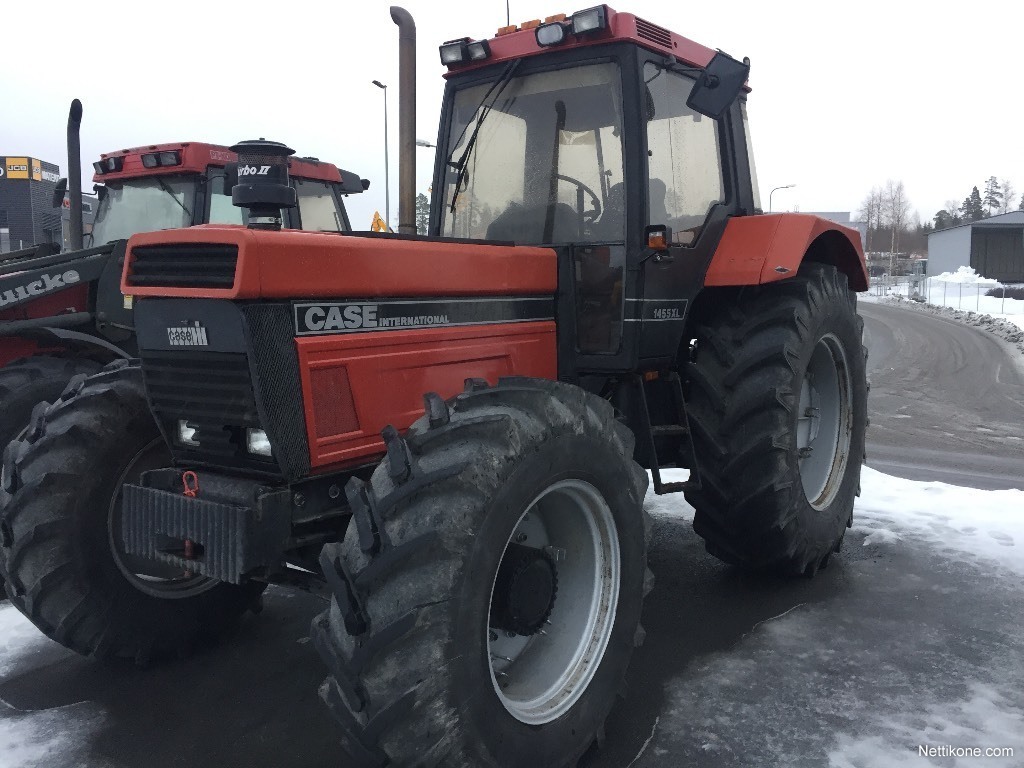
(83, 142, 366, 245)
(433, 7, 758, 371)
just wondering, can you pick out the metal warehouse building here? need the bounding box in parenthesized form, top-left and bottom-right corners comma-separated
(928, 211, 1024, 282)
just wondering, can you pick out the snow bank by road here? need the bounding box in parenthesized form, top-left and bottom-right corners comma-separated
(647, 466, 1024, 576)
(868, 294, 1024, 359)
(856, 466, 1023, 575)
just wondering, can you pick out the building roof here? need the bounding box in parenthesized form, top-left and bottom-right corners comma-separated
(929, 210, 1024, 238)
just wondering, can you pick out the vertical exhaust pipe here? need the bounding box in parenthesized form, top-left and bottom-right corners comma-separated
(67, 99, 84, 250)
(391, 6, 416, 235)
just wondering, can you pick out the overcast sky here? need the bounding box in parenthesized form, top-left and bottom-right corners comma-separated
(2, 0, 1021, 229)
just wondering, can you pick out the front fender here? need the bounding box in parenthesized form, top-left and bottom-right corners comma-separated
(705, 213, 868, 291)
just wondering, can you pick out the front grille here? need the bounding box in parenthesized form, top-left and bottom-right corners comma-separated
(128, 243, 238, 289)
(141, 351, 269, 464)
(635, 17, 672, 48)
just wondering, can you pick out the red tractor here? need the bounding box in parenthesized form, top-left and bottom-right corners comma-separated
(0, 105, 367, 448)
(0, 104, 366, 595)
(0, 6, 867, 767)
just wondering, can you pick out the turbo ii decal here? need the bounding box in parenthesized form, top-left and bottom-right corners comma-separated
(294, 297, 555, 336)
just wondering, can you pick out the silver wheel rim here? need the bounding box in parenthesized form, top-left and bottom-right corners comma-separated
(108, 438, 217, 599)
(487, 479, 620, 725)
(797, 333, 853, 509)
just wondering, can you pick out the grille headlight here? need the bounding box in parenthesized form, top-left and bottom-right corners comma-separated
(246, 428, 272, 457)
(178, 420, 199, 447)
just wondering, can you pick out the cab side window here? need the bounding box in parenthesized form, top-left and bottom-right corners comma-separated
(643, 63, 725, 245)
(295, 179, 346, 232)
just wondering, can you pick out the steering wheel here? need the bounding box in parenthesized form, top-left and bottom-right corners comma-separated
(555, 174, 602, 223)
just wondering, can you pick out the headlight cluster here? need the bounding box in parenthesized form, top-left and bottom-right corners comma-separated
(176, 420, 273, 457)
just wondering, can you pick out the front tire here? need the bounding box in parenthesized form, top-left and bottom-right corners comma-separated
(312, 378, 651, 767)
(684, 262, 867, 574)
(0, 360, 264, 662)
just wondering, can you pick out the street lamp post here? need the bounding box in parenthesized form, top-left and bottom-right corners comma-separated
(415, 139, 436, 148)
(372, 80, 390, 231)
(769, 183, 796, 212)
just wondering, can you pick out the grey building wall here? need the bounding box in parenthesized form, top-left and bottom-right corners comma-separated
(927, 225, 973, 276)
(0, 156, 62, 252)
(927, 211, 1024, 280)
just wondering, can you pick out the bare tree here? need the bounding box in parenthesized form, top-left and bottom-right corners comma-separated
(998, 179, 1017, 214)
(882, 180, 911, 273)
(857, 186, 883, 252)
(944, 199, 961, 222)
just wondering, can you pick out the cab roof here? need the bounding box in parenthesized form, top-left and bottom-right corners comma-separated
(443, 5, 737, 83)
(93, 141, 366, 193)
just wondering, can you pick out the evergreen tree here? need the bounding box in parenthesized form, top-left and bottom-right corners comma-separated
(415, 192, 430, 235)
(983, 176, 1002, 216)
(934, 210, 954, 230)
(960, 186, 985, 222)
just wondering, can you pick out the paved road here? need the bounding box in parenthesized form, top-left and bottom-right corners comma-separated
(860, 301, 1024, 490)
(2, 300, 1022, 767)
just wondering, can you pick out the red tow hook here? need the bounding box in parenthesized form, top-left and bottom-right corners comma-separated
(181, 471, 200, 563)
(182, 470, 199, 498)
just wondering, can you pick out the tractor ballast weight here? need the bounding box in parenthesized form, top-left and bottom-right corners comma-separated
(1, 7, 868, 766)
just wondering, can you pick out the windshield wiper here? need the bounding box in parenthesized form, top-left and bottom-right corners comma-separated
(448, 59, 522, 214)
(155, 177, 193, 221)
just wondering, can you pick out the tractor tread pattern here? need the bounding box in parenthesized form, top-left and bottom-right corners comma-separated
(311, 376, 650, 767)
(683, 262, 867, 574)
(0, 360, 262, 660)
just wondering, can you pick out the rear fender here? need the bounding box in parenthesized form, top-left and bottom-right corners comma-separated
(704, 213, 868, 291)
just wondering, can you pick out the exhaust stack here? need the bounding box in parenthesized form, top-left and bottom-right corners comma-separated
(67, 99, 84, 250)
(391, 7, 416, 235)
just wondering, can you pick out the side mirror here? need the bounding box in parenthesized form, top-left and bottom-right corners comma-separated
(95, 185, 107, 202)
(686, 51, 750, 120)
(52, 178, 68, 208)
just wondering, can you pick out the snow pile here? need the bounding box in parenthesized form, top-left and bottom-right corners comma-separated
(854, 466, 1024, 576)
(931, 266, 1001, 286)
(646, 467, 1024, 576)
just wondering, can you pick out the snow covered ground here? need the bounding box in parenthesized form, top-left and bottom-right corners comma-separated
(0, 606, 107, 768)
(1, 466, 1022, 767)
(636, 467, 1024, 767)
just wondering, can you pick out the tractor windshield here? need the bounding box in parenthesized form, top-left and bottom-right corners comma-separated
(89, 175, 195, 245)
(440, 62, 625, 244)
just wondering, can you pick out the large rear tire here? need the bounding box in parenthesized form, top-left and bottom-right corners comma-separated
(684, 262, 867, 574)
(312, 378, 651, 767)
(0, 360, 264, 662)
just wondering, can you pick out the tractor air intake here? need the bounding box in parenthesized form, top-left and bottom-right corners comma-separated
(230, 139, 297, 230)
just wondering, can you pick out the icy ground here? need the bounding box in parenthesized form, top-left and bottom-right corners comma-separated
(0, 607, 107, 768)
(634, 468, 1024, 768)
(1, 467, 1023, 767)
